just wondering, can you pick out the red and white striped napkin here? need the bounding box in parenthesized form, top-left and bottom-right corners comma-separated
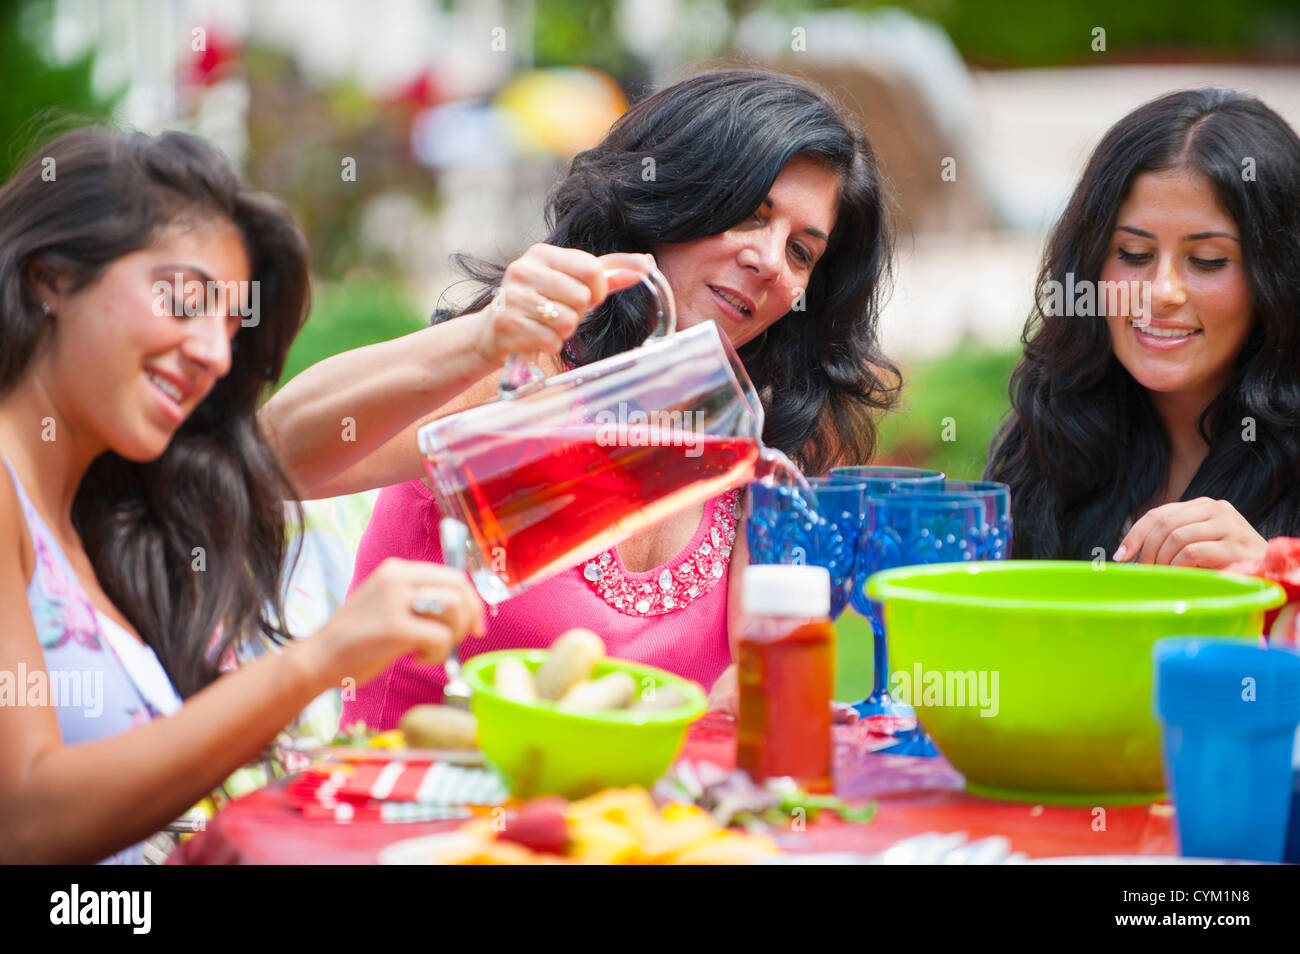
(338, 761, 508, 806)
(288, 761, 508, 824)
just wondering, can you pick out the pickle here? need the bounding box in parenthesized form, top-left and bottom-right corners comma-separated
(398, 704, 478, 750)
(494, 657, 539, 703)
(535, 628, 606, 701)
(557, 671, 638, 712)
(630, 685, 689, 712)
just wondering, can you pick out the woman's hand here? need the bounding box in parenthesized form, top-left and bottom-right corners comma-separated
(473, 245, 655, 366)
(707, 664, 739, 716)
(1114, 498, 1269, 569)
(310, 558, 486, 687)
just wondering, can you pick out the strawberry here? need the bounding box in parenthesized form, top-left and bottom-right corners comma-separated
(497, 798, 570, 855)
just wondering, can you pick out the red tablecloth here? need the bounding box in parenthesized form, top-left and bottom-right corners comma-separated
(171, 713, 1174, 864)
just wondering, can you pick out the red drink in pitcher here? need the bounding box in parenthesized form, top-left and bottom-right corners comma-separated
(418, 307, 810, 605)
(428, 424, 758, 589)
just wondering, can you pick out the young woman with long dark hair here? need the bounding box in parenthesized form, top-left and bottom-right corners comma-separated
(986, 89, 1300, 568)
(0, 127, 484, 863)
(263, 67, 901, 723)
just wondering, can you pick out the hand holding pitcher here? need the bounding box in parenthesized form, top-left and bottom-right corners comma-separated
(473, 245, 656, 366)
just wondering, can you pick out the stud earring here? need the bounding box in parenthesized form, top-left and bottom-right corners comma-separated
(40, 301, 51, 315)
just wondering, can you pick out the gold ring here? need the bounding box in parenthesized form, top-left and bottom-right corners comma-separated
(538, 298, 560, 321)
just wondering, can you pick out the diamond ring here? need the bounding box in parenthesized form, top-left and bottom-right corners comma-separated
(411, 590, 448, 617)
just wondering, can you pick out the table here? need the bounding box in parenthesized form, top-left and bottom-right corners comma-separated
(171, 713, 1174, 864)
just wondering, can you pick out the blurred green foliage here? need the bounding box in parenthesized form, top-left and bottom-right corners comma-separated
(276, 277, 427, 390)
(0, 1, 122, 179)
(893, 0, 1300, 66)
(535, 0, 630, 75)
(875, 342, 1020, 479)
(533, 0, 1299, 74)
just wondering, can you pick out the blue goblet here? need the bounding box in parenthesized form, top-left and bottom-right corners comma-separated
(831, 466, 946, 495)
(828, 466, 943, 715)
(862, 480, 1013, 752)
(746, 478, 864, 620)
(900, 481, 1013, 562)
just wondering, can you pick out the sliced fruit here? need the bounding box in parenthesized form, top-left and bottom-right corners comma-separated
(498, 799, 570, 855)
(568, 817, 643, 864)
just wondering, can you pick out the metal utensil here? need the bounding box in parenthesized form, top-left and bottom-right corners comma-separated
(872, 831, 1027, 865)
(438, 518, 473, 710)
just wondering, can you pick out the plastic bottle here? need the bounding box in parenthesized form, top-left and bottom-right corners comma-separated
(736, 564, 835, 793)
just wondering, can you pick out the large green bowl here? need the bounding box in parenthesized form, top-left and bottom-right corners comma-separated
(866, 561, 1285, 804)
(462, 650, 707, 798)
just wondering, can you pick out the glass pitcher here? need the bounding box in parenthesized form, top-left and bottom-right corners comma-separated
(418, 267, 800, 604)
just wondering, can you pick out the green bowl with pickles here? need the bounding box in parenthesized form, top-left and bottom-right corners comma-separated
(462, 650, 706, 799)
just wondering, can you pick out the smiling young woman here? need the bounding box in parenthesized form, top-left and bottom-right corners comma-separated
(987, 89, 1300, 567)
(0, 127, 486, 863)
(1100, 168, 1256, 511)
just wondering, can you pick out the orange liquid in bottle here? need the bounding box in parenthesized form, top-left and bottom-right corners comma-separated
(736, 619, 835, 793)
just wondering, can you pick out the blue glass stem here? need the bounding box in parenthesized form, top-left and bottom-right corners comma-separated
(868, 601, 890, 704)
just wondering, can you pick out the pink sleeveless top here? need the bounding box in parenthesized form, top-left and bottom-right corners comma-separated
(341, 478, 738, 730)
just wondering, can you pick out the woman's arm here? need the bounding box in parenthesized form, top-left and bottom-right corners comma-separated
(261, 250, 654, 499)
(261, 310, 498, 498)
(0, 472, 483, 862)
(0, 616, 331, 863)
(286, 365, 512, 501)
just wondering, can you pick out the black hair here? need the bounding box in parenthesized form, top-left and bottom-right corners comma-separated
(986, 89, 1300, 558)
(446, 67, 900, 475)
(0, 126, 311, 696)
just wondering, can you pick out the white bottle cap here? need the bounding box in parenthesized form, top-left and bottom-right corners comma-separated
(742, 564, 831, 618)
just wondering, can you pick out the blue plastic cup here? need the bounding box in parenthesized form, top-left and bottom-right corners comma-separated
(1154, 638, 1300, 862)
(1287, 764, 1300, 864)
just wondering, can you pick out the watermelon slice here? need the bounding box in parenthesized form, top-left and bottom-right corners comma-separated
(1223, 537, 1300, 644)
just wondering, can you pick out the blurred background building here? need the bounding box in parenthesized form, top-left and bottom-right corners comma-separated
(5, 0, 1299, 478)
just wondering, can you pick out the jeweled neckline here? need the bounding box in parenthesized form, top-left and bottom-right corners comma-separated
(580, 490, 740, 617)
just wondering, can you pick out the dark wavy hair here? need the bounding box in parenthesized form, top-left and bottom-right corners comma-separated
(986, 89, 1300, 559)
(444, 67, 899, 476)
(0, 126, 310, 697)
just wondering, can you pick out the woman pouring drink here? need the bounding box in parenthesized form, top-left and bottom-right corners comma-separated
(263, 68, 903, 725)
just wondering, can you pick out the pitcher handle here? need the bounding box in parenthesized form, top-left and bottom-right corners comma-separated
(497, 265, 677, 399)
